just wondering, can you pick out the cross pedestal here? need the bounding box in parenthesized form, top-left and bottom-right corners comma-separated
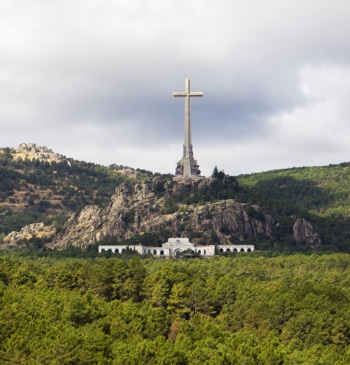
(173, 79, 203, 177)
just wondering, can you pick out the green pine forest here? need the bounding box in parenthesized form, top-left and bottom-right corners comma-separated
(2, 251, 350, 364)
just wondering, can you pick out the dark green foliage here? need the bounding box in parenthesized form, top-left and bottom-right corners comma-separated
(209, 230, 220, 244)
(124, 231, 168, 247)
(0, 208, 46, 234)
(160, 175, 239, 206)
(122, 209, 135, 225)
(212, 165, 226, 180)
(154, 180, 166, 194)
(139, 232, 163, 246)
(212, 165, 219, 178)
(161, 198, 178, 214)
(246, 206, 265, 222)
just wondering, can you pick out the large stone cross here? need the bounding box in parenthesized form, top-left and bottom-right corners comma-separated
(173, 79, 203, 176)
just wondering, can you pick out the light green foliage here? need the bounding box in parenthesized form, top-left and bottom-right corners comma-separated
(1, 253, 350, 363)
(237, 163, 350, 218)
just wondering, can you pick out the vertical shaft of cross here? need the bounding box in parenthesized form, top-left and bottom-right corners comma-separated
(184, 79, 191, 158)
(173, 79, 203, 177)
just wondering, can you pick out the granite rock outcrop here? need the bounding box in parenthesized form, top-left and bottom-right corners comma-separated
(46, 178, 321, 249)
(1, 223, 56, 248)
(293, 218, 322, 249)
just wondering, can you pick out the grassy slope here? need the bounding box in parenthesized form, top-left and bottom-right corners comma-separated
(237, 162, 350, 218)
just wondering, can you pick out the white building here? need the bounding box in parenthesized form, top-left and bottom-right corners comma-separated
(98, 237, 254, 257)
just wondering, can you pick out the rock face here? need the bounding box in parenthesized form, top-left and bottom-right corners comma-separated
(2, 223, 56, 248)
(293, 218, 322, 249)
(4, 177, 322, 250)
(50, 205, 103, 249)
(51, 178, 280, 249)
(8, 143, 65, 163)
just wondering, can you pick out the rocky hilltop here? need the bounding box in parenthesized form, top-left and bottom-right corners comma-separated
(0, 144, 325, 251)
(0, 143, 65, 163)
(45, 177, 320, 250)
(1, 223, 56, 249)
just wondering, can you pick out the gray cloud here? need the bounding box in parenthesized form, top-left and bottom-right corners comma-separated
(1, 0, 350, 176)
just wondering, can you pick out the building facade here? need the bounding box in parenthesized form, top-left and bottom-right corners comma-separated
(98, 237, 254, 257)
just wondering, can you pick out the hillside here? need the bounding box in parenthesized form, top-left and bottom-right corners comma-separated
(1, 144, 350, 252)
(237, 163, 350, 218)
(0, 143, 153, 237)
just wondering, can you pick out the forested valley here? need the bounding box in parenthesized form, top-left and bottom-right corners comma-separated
(1, 251, 350, 364)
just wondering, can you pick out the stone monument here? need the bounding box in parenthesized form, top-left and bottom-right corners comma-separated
(173, 79, 203, 177)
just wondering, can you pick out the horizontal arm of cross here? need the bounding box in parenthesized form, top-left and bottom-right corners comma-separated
(173, 92, 203, 97)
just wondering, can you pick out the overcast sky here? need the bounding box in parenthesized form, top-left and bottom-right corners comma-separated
(1, 0, 350, 177)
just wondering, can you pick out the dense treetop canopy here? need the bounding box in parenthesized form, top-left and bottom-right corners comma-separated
(1, 251, 350, 364)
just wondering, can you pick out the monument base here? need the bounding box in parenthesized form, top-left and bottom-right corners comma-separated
(175, 144, 200, 177)
(175, 157, 200, 177)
